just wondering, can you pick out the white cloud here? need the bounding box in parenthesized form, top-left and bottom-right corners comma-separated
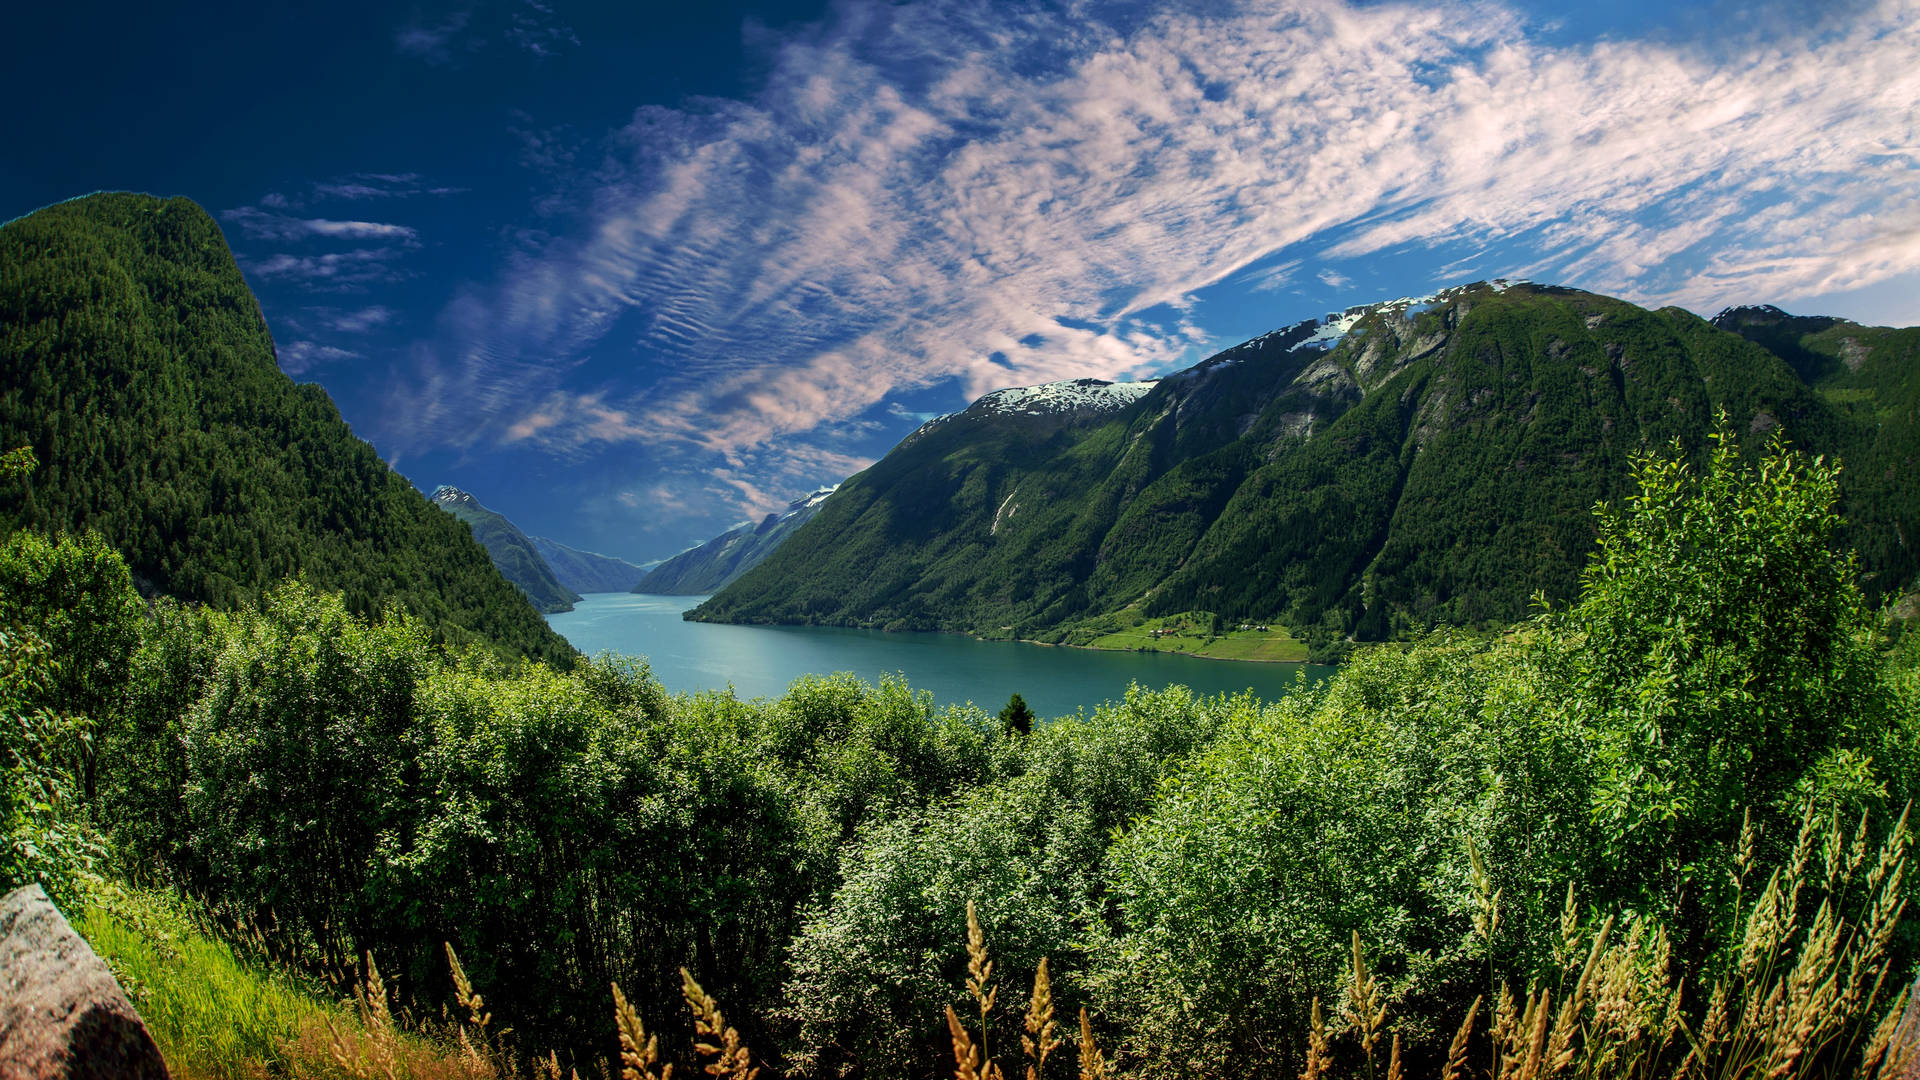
(390, 0, 1920, 515)
(277, 340, 363, 375)
(318, 305, 397, 333)
(222, 206, 419, 244)
(243, 248, 408, 287)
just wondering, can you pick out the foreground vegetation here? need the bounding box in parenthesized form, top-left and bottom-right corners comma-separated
(5, 429, 1920, 1079)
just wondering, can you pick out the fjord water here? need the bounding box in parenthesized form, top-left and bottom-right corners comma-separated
(548, 593, 1332, 717)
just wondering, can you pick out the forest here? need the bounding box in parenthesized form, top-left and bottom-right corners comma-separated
(6, 427, 1920, 1080)
(0, 193, 575, 666)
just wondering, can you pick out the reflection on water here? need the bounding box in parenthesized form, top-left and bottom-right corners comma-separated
(547, 593, 1332, 718)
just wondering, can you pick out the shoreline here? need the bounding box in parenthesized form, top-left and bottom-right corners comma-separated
(994, 634, 1318, 666)
(669, 599, 1323, 666)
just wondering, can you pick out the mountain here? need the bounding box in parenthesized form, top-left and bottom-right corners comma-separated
(691, 282, 1916, 659)
(636, 486, 838, 594)
(429, 487, 581, 613)
(0, 192, 575, 666)
(1709, 304, 1919, 596)
(529, 536, 650, 593)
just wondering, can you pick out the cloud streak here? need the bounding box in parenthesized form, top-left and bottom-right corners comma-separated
(223, 206, 419, 244)
(390, 0, 1920, 518)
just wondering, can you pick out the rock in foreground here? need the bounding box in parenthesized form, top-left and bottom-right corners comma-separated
(0, 883, 167, 1080)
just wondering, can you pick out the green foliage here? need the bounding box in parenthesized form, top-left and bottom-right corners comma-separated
(0, 193, 573, 666)
(1073, 432, 1916, 1080)
(1553, 429, 1891, 904)
(998, 692, 1034, 736)
(1, 621, 97, 905)
(11, 415, 1906, 1080)
(0, 525, 134, 904)
(781, 685, 1239, 1078)
(0, 529, 143, 745)
(0, 445, 35, 481)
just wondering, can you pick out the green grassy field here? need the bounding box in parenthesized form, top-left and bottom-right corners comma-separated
(74, 882, 487, 1080)
(1077, 610, 1310, 662)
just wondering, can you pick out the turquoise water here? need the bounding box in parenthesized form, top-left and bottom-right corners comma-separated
(546, 593, 1332, 718)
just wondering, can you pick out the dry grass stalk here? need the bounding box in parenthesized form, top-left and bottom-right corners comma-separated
(1440, 996, 1481, 1080)
(1491, 983, 1518, 1080)
(1023, 957, 1060, 1080)
(322, 952, 404, 1080)
(1387, 1033, 1403, 1080)
(446, 942, 490, 1031)
(967, 902, 1000, 1062)
(1302, 997, 1331, 1080)
(1554, 883, 1581, 971)
(681, 968, 759, 1080)
(612, 980, 672, 1080)
(949, 1006, 1002, 1080)
(445, 942, 496, 1074)
(1347, 931, 1388, 1075)
(1078, 1008, 1109, 1080)
(1861, 986, 1913, 1079)
(949, 901, 1007, 1080)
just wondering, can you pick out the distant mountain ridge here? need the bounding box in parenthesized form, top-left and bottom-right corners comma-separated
(636, 487, 838, 595)
(0, 192, 575, 665)
(530, 536, 650, 594)
(430, 487, 581, 613)
(691, 282, 1918, 659)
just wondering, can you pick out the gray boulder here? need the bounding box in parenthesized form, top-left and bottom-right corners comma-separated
(0, 883, 167, 1080)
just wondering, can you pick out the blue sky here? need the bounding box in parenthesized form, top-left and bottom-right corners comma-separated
(6, 0, 1917, 563)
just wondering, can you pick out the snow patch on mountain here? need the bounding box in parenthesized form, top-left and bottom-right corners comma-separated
(972, 377, 1159, 418)
(1284, 278, 1531, 353)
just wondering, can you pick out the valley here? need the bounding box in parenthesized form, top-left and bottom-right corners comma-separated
(4, 8, 1918, 1069)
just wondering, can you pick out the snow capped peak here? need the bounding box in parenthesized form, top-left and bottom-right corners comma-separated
(1280, 278, 1532, 353)
(432, 485, 477, 506)
(787, 485, 839, 515)
(970, 377, 1159, 418)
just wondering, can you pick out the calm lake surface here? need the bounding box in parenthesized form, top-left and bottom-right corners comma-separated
(547, 593, 1333, 718)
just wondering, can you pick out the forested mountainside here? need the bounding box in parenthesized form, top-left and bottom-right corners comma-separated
(430, 486, 580, 613)
(636, 486, 836, 594)
(530, 534, 649, 593)
(693, 283, 1918, 658)
(1711, 304, 1920, 594)
(0, 192, 574, 665)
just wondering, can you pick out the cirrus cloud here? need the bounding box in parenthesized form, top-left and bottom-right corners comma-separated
(386, 0, 1920, 520)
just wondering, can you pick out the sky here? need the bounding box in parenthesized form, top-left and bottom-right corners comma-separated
(5, 0, 1917, 563)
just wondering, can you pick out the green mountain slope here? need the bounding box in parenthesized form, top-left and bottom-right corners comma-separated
(636, 486, 836, 594)
(692, 283, 1914, 658)
(529, 535, 649, 593)
(429, 487, 580, 612)
(1711, 304, 1920, 596)
(0, 192, 575, 666)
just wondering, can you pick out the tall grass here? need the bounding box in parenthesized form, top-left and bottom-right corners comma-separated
(69, 797, 1919, 1080)
(591, 801, 1914, 1080)
(74, 881, 492, 1080)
